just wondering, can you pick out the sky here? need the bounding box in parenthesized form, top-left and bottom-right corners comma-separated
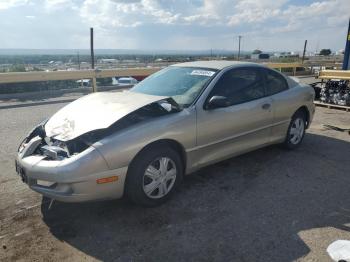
(0, 0, 349, 53)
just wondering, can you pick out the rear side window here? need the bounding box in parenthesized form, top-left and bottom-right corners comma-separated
(265, 69, 289, 95)
(209, 67, 265, 106)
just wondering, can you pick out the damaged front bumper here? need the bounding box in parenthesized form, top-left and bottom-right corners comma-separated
(15, 137, 128, 203)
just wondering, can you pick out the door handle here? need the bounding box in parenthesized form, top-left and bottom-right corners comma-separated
(262, 103, 271, 110)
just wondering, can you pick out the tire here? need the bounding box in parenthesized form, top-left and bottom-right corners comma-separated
(284, 111, 307, 149)
(125, 146, 183, 207)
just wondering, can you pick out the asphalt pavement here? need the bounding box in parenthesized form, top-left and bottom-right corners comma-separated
(1, 80, 350, 261)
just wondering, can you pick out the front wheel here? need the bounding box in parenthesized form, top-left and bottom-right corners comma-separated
(284, 112, 306, 149)
(126, 146, 183, 207)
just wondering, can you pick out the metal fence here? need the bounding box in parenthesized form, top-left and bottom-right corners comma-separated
(0, 62, 342, 93)
(0, 68, 160, 92)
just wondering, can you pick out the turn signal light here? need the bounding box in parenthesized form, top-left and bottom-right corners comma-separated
(96, 176, 118, 184)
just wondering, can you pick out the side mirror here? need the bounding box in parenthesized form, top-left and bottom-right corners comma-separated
(206, 96, 229, 109)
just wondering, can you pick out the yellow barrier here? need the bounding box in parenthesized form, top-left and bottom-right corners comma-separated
(263, 63, 303, 76)
(0, 68, 161, 86)
(264, 63, 303, 69)
(318, 70, 350, 80)
(0, 62, 341, 92)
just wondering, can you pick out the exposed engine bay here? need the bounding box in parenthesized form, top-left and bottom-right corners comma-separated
(19, 98, 181, 160)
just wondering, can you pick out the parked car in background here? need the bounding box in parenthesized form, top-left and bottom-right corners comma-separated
(15, 61, 315, 206)
(76, 79, 90, 87)
(114, 76, 138, 86)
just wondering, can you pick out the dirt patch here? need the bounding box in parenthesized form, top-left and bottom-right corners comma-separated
(1, 106, 350, 261)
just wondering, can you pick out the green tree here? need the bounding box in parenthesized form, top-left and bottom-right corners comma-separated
(9, 64, 26, 72)
(32, 67, 44, 71)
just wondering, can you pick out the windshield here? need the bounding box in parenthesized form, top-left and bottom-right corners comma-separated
(130, 66, 217, 107)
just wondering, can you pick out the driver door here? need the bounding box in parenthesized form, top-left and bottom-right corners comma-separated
(193, 67, 273, 168)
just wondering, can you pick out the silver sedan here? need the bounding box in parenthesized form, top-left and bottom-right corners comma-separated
(15, 61, 315, 206)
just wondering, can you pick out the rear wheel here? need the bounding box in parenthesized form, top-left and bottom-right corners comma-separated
(284, 111, 306, 149)
(126, 146, 183, 207)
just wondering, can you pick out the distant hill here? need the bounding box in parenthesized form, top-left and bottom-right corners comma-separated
(0, 48, 251, 56)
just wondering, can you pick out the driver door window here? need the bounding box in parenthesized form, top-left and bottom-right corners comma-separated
(195, 66, 273, 165)
(209, 68, 265, 106)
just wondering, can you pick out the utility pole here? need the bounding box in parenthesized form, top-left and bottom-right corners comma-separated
(342, 18, 350, 70)
(77, 51, 81, 70)
(302, 40, 307, 63)
(233, 36, 235, 60)
(90, 27, 97, 92)
(77, 50, 83, 88)
(238, 35, 242, 61)
(90, 28, 95, 69)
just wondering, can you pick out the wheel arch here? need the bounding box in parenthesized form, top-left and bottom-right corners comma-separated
(295, 106, 310, 128)
(128, 139, 187, 174)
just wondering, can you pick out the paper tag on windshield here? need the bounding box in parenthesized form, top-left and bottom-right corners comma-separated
(190, 70, 215, 77)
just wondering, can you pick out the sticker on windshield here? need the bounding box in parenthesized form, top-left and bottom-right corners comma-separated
(190, 70, 215, 77)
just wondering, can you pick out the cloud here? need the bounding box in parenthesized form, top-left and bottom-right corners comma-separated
(111, 0, 141, 3)
(78, 0, 349, 35)
(0, 0, 29, 10)
(44, 0, 78, 11)
(52, 0, 350, 53)
(0, 0, 348, 51)
(271, 0, 350, 33)
(79, 0, 182, 28)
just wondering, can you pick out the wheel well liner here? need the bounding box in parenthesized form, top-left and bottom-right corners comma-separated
(295, 106, 310, 128)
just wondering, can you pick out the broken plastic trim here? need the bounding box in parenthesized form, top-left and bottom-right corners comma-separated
(25, 119, 47, 142)
(41, 145, 69, 160)
(62, 98, 182, 155)
(30, 98, 182, 158)
(20, 98, 181, 159)
(18, 119, 48, 152)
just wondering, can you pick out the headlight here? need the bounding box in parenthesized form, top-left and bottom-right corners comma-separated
(18, 119, 48, 153)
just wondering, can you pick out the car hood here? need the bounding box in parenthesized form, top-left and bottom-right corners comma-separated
(45, 91, 168, 141)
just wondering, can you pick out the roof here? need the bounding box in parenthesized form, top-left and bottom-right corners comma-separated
(173, 60, 264, 70)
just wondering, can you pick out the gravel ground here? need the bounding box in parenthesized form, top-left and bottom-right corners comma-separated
(1, 91, 350, 261)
